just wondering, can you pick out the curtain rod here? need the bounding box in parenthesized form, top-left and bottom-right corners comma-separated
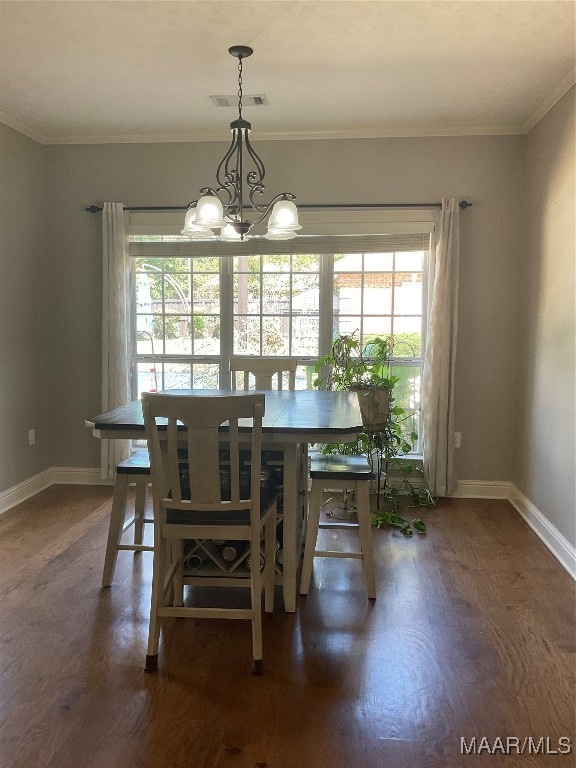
(85, 201, 472, 213)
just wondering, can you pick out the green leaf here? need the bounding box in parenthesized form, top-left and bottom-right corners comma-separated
(412, 519, 427, 534)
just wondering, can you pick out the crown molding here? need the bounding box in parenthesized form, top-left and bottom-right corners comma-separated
(522, 67, 576, 134)
(38, 122, 525, 145)
(0, 107, 47, 144)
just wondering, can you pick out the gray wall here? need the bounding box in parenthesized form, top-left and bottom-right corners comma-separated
(516, 87, 575, 543)
(1, 100, 574, 554)
(45, 134, 526, 481)
(0, 123, 51, 489)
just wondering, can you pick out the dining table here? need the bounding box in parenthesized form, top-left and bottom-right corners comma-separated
(86, 388, 363, 612)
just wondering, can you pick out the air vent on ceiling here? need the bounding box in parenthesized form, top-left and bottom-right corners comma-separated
(210, 94, 269, 107)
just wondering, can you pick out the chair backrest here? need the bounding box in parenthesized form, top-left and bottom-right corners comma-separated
(229, 356, 298, 390)
(142, 392, 265, 523)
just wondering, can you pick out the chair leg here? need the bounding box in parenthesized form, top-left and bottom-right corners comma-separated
(250, 529, 263, 671)
(299, 479, 323, 595)
(145, 521, 167, 672)
(171, 540, 184, 607)
(133, 480, 148, 546)
(102, 474, 129, 587)
(264, 506, 276, 613)
(356, 481, 376, 599)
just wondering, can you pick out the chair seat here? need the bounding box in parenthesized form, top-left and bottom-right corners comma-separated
(310, 454, 373, 481)
(116, 450, 150, 475)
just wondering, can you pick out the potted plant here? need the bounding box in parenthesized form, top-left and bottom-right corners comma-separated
(314, 332, 436, 535)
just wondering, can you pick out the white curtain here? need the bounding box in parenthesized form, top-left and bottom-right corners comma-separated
(422, 198, 460, 496)
(101, 202, 131, 479)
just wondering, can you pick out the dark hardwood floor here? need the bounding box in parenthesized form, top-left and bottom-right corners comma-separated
(0, 486, 574, 768)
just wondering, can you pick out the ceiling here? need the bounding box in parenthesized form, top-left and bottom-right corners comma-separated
(0, 0, 574, 145)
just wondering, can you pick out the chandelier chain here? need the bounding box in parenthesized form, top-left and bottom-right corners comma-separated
(237, 57, 243, 120)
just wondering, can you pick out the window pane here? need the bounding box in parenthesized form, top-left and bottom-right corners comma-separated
(262, 317, 288, 355)
(136, 322, 163, 354)
(361, 318, 392, 345)
(192, 256, 220, 272)
(296, 364, 317, 390)
(191, 363, 219, 388)
(334, 253, 364, 271)
(234, 273, 260, 314)
(192, 316, 220, 355)
(137, 361, 220, 391)
(262, 275, 290, 314)
(392, 332, 422, 358)
(164, 278, 188, 313)
(393, 315, 422, 336)
(262, 254, 290, 272)
(234, 316, 261, 354)
(292, 254, 320, 272)
(363, 252, 394, 271)
(292, 271, 320, 298)
(292, 316, 319, 356)
(193, 275, 219, 313)
(390, 364, 421, 410)
(395, 251, 424, 270)
(144, 273, 163, 310)
(164, 258, 189, 273)
(362, 276, 393, 314)
(136, 362, 161, 394)
(334, 314, 363, 338)
(394, 274, 422, 314)
(164, 317, 191, 354)
(163, 362, 192, 389)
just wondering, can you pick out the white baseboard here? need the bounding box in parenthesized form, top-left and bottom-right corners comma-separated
(51, 467, 112, 486)
(0, 467, 112, 516)
(508, 485, 576, 581)
(453, 479, 576, 580)
(452, 480, 512, 499)
(0, 468, 54, 516)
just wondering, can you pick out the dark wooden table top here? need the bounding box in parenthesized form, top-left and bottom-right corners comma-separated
(87, 389, 363, 440)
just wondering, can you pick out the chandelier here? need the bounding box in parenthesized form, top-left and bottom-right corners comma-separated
(182, 45, 300, 242)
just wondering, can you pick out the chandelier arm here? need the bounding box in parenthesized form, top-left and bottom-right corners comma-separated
(246, 191, 298, 227)
(242, 132, 267, 213)
(244, 131, 266, 187)
(215, 133, 241, 208)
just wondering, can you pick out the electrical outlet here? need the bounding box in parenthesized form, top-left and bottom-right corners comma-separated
(454, 431, 461, 449)
(28, 429, 36, 446)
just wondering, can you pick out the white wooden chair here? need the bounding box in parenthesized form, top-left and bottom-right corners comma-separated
(142, 391, 278, 674)
(102, 450, 153, 587)
(229, 355, 298, 390)
(300, 454, 376, 600)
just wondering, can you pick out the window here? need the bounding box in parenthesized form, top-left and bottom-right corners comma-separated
(128, 210, 435, 451)
(233, 253, 321, 358)
(133, 253, 221, 392)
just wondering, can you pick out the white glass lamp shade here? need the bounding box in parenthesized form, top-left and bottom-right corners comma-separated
(194, 194, 226, 229)
(219, 223, 243, 242)
(267, 199, 301, 232)
(264, 227, 298, 241)
(181, 207, 214, 239)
